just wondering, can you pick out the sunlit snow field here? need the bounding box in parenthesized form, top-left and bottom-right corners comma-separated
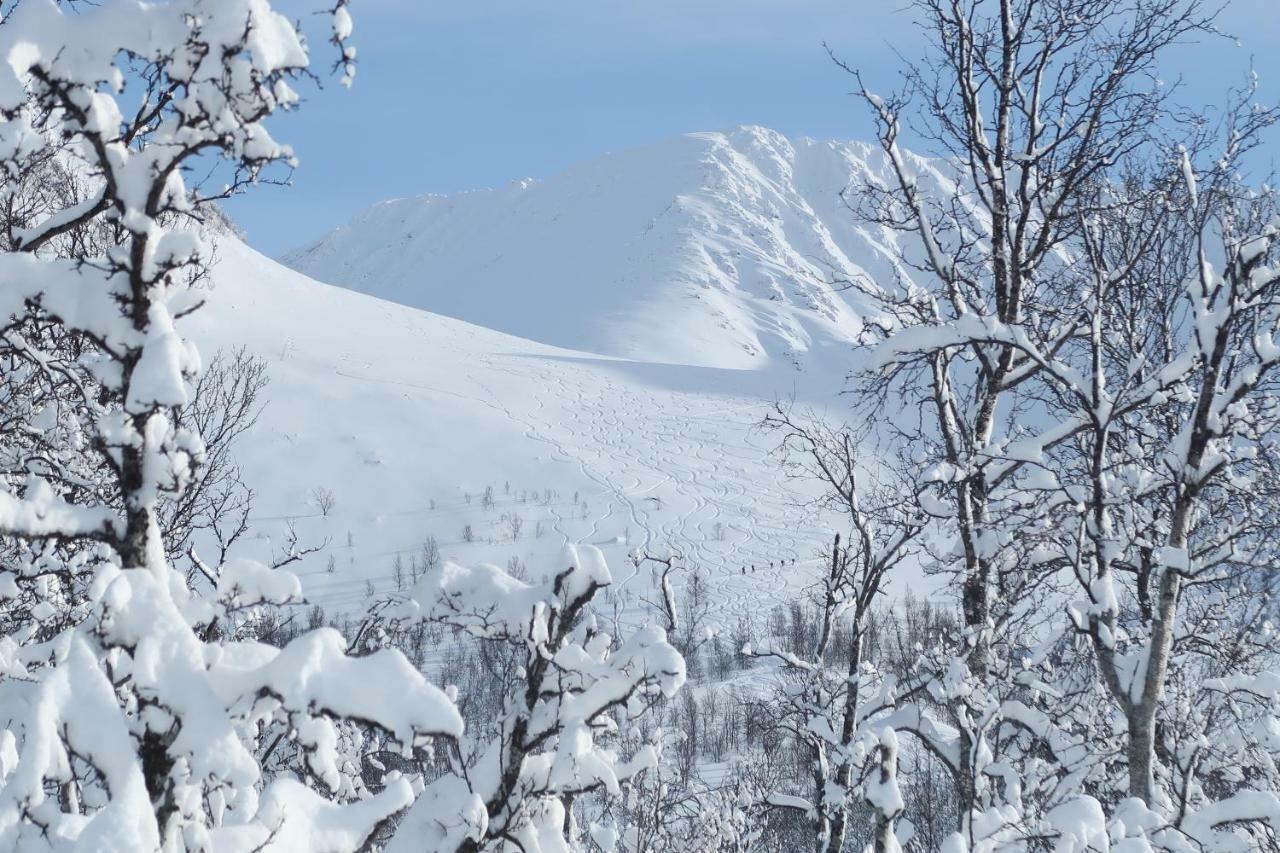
(195, 128, 946, 635)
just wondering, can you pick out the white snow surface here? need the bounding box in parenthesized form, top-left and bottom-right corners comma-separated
(282, 126, 950, 370)
(197, 129, 944, 623)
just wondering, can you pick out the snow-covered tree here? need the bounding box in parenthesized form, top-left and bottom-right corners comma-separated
(993, 94, 1280, 846)
(749, 405, 919, 853)
(0, 2, 473, 850)
(383, 545, 686, 852)
(833, 0, 1279, 847)
(590, 741, 765, 853)
(835, 0, 1280, 847)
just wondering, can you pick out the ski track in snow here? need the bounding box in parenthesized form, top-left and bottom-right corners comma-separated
(305, 344, 825, 627)
(490, 357, 820, 627)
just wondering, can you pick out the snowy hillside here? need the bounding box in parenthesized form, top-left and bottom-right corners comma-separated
(282, 126, 953, 370)
(195, 238, 906, 623)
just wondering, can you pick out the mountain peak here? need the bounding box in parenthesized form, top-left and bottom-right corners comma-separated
(282, 128, 938, 370)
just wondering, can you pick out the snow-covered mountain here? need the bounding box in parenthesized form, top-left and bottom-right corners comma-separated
(194, 240, 868, 622)
(282, 126, 951, 370)
(203, 128, 950, 621)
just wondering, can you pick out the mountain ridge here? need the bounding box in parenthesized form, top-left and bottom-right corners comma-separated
(282, 126, 950, 370)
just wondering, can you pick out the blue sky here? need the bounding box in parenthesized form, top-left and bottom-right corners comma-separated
(226, 0, 1280, 256)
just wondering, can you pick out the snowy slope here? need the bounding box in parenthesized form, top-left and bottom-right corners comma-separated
(194, 239, 916, 627)
(282, 126, 952, 370)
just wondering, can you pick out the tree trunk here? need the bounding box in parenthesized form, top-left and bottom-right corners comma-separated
(821, 624, 866, 853)
(1128, 560, 1183, 803)
(813, 748, 833, 853)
